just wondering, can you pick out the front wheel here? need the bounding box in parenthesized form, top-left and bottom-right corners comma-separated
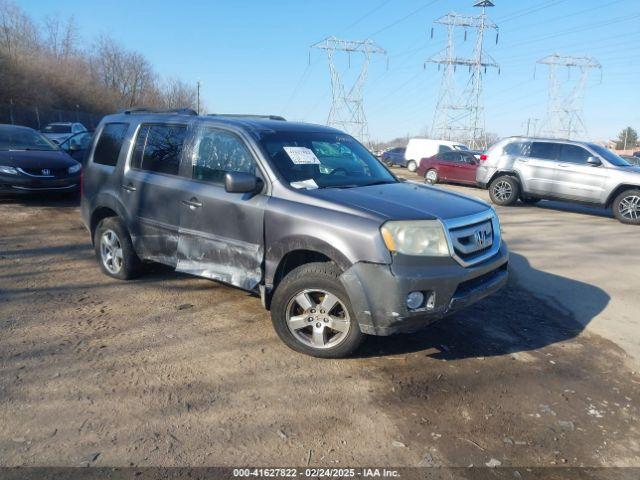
(613, 189, 640, 224)
(270, 262, 364, 358)
(407, 160, 417, 172)
(489, 175, 520, 206)
(425, 169, 438, 184)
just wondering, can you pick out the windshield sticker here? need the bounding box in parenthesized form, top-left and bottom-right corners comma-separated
(290, 178, 319, 190)
(283, 146, 321, 165)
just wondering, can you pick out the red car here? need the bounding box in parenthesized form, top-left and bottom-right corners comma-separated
(417, 150, 480, 185)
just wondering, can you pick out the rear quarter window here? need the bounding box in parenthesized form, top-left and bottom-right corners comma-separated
(503, 141, 530, 157)
(93, 123, 130, 167)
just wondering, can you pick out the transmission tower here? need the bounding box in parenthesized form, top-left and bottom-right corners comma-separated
(311, 36, 386, 145)
(427, 0, 499, 150)
(536, 53, 602, 139)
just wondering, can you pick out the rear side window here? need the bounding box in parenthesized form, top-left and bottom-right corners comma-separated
(131, 124, 187, 175)
(93, 123, 129, 166)
(503, 141, 530, 157)
(530, 142, 560, 160)
(192, 129, 256, 185)
(438, 145, 453, 153)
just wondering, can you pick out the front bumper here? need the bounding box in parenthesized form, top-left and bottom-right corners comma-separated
(340, 242, 509, 336)
(0, 173, 80, 194)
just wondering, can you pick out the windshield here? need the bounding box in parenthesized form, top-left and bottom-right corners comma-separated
(259, 131, 397, 189)
(589, 144, 630, 167)
(0, 127, 59, 151)
(43, 124, 72, 133)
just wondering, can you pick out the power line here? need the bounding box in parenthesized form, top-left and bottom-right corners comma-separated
(367, 0, 441, 38)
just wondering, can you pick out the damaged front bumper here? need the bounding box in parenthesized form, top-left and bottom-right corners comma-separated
(340, 242, 509, 336)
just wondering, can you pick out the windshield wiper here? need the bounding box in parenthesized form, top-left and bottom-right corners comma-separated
(361, 180, 397, 187)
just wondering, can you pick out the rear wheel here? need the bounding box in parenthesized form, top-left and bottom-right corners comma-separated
(613, 189, 640, 225)
(425, 169, 439, 185)
(407, 160, 417, 172)
(94, 217, 142, 280)
(271, 262, 364, 358)
(489, 175, 520, 206)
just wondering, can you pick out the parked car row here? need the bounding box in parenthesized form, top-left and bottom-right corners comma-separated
(409, 136, 640, 225)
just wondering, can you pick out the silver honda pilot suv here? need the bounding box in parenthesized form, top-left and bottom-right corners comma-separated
(476, 137, 640, 224)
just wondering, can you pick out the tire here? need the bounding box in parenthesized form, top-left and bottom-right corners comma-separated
(425, 169, 439, 185)
(520, 196, 540, 204)
(270, 262, 364, 358)
(94, 217, 142, 280)
(489, 175, 520, 206)
(407, 160, 417, 172)
(612, 189, 640, 225)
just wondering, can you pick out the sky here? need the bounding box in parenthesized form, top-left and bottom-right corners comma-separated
(19, 0, 640, 143)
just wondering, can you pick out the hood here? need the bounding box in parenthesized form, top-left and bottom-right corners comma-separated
(303, 181, 490, 221)
(0, 149, 78, 169)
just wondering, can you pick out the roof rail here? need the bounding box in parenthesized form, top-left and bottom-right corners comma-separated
(118, 108, 198, 116)
(207, 114, 286, 121)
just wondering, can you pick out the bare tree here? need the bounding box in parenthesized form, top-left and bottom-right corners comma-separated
(161, 77, 197, 110)
(43, 14, 78, 59)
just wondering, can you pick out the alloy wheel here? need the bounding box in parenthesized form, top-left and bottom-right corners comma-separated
(619, 195, 640, 220)
(285, 289, 351, 349)
(100, 229, 124, 274)
(492, 181, 513, 202)
(425, 170, 438, 184)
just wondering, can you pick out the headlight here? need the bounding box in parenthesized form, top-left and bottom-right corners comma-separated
(0, 165, 18, 175)
(68, 164, 81, 174)
(380, 220, 450, 256)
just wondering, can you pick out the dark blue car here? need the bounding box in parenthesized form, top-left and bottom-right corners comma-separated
(379, 147, 406, 167)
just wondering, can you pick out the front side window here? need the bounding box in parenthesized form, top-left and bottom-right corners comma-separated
(131, 124, 187, 175)
(260, 131, 395, 189)
(93, 123, 129, 166)
(438, 144, 453, 154)
(530, 142, 560, 161)
(192, 129, 256, 184)
(560, 144, 591, 164)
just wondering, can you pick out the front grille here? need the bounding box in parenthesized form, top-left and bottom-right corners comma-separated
(19, 167, 69, 177)
(443, 211, 502, 267)
(448, 220, 493, 260)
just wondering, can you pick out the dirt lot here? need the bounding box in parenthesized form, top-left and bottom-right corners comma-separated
(1, 172, 640, 470)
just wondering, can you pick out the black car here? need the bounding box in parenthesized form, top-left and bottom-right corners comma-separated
(0, 124, 82, 195)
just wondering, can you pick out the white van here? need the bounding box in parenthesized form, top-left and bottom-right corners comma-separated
(404, 139, 470, 172)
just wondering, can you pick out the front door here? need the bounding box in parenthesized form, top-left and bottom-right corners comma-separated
(515, 141, 561, 195)
(121, 123, 189, 265)
(177, 125, 267, 291)
(553, 144, 608, 203)
(451, 153, 478, 184)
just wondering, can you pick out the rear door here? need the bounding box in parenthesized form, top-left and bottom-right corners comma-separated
(176, 125, 267, 291)
(553, 144, 608, 203)
(516, 141, 560, 195)
(121, 122, 189, 265)
(453, 152, 478, 184)
(435, 152, 455, 180)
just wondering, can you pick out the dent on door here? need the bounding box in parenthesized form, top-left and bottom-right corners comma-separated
(174, 195, 265, 291)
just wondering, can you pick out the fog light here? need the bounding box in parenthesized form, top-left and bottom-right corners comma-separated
(406, 291, 425, 310)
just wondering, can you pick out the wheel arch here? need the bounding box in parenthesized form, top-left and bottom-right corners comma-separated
(488, 170, 522, 187)
(605, 184, 640, 208)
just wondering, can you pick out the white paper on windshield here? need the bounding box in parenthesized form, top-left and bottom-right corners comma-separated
(283, 146, 320, 165)
(290, 178, 319, 190)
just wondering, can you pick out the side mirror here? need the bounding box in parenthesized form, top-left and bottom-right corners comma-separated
(69, 141, 80, 151)
(224, 171, 261, 193)
(587, 156, 601, 167)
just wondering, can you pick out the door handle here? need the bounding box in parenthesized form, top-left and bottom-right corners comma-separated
(182, 198, 203, 209)
(121, 183, 136, 192)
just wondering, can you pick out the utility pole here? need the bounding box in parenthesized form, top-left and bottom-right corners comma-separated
(196, 81, 201, 115)
(536, 53, 601, 139)
(311, 36, 387, 146)
(427, 0, 499, 150)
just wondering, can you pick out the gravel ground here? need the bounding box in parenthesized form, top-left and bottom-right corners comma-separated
(1, 184, 639, 469)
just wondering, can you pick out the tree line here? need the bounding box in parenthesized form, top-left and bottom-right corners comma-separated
(0, 0, 200, 117)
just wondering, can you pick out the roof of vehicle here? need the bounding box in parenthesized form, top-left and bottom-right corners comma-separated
(0, 123, 35, 131)
(101, 111, 344, 137)
(503, 136, 596, 146)
(407, 138, 467, 145)
(45, 122, 74, 126)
